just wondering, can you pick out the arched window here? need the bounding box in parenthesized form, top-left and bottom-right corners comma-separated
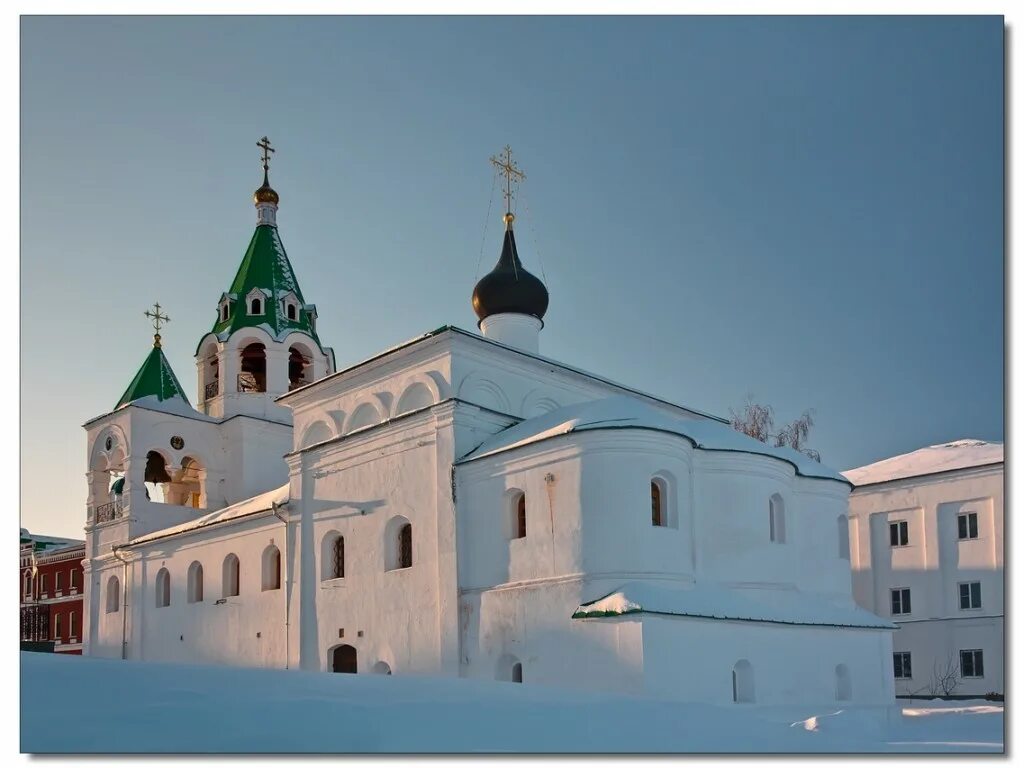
(287, 303, 297, 321)
(332, 536, 345, 579)
(106, 575, 120, 613)
(509, 490, 526, 539)
(651, 480, 665, 527)
(262, 545, 281, 591)
(187, 561, 204, 603)
(202, 345, 219, 401)
(222, 554, 240, 597)
(155, 567, 170, 608)
(732, 660, 755, 703)
(220, 301, 230, 322)
(837, 514, 850, 560)
(250, 297, 262, 315)
(385, 517, 413, 571)
(372, 661, 392, 675)
(512, 662, 523, 683)
(497, 654, 522, 682)
(331, 644, 357, 673)
(22, 571, 30, 597)
(769, 494, 786, 544)
(835, 664, 852, 701)
(239, 343, 267, 393)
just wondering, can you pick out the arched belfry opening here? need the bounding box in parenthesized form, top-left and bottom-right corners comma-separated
(144, 451, 172, 503)
(239, 343, 267, 393)
(201, 343, 220, 402)
(331, 644, 357, 673)
(166, 456, 204, 508)
(288, 345, 313, 390)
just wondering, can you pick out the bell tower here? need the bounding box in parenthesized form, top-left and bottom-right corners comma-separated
(195, 137, 335, 421)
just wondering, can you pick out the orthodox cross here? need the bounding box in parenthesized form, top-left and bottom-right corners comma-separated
(144, 302, 170, 347)
(490, 145, 525, 218)
(257, 136, 275, 172)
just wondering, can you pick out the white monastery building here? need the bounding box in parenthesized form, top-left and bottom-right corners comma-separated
(845, 440, 1004, 698)
(82, 141, 897, 707)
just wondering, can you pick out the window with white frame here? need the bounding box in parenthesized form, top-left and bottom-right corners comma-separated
(957, 512, 979, 540)
(890, 587, 911, 615)
(889, 520, 909, 547)
(958, 581, 982, 610)
(55, 572, 62, 592)
(893, 652, 912, 679)
(69, 612, 76, 639)
(960, 649, 984, 678)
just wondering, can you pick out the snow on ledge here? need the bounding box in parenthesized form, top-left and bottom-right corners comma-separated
(573, 581, 896, 630)
(460, 396, 847, 483)
(843, 439, 1003, 487)
(129, 484, 289, 546)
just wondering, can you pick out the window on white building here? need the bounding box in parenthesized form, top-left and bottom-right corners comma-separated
(512, 662, 523, 683)
(106, 575, 120, 613)
(957, 512, 979, 540)
(262, 545, 281, 591)
(960, 649, 984, 678)
(651, 480, 665, 527)
(889, 521, 909, 547)
(837, 515, 850, 559)
(958, 581, 982, 610)
(893, 652, 912, 679)
(835, 664, 852, 701)
(155, 568, 171, 608)
(769, 495, 785, 544)
(188, 561, 204, 603)
(732, 660, 755, 703)
(222, 554, 240, 597)
(510, 491, 527, 539)
(332, 536, 345, 579)
(890, 588, 911, 615)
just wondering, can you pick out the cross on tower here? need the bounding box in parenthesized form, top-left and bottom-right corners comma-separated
(490, 145, 525, 221)
(257, 136, 275, 172)
(144, 302, 170, 347)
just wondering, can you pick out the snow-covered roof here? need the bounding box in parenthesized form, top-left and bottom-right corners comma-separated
(459, 396, 847, 483)
(573, 581, 895, 630)
(129, 484, 289, 546)
(843, 439, 1003, 487)
(117, 394, 216, 421)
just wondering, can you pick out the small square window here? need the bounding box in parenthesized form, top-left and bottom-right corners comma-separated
(957, 512, 979, 540)
(958, 581, 982, 610)
(893, 652, 912, 679)
(890, 587, 912, 615)
(960, 649, 984, 678)
(889, 521, 909, 547)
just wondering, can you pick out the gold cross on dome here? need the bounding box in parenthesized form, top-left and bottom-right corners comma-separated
(144, 302, 170, 346)
(257, 136, 275, 172)
(490, 145, 525, 218)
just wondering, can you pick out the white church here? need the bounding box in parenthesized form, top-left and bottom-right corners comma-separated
(82, 141, 897, 707)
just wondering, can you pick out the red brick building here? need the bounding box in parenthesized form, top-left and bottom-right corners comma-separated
(20, 530, 85, 654)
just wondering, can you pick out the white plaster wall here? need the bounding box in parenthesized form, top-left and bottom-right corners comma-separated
(459, 579, 646, 695)
(639, 615, 895, 705)
(131, 516, 288, 667)
(848, 466, 1003, 695)
(288, 410, 451, 675)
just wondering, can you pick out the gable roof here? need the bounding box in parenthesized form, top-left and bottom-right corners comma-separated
(459, 395, 847, 484)
(843, 439, 1004, 487)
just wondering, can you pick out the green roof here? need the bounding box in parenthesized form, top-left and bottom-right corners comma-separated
(116, 343, 190, 409)
(211, 224, 320, 342)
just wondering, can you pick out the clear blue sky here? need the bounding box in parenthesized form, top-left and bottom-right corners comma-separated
(21, 16, 1003, 538)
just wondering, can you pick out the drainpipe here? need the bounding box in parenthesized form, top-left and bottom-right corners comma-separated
(111, 544, 130, 660)
(271, 501, 290, 670)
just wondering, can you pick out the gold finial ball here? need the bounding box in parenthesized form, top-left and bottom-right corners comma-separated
(503, 212, 515, 226)
(254, 184, 279, 205)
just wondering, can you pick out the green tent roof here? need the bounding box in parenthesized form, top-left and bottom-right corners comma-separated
(211, 224, 320, 342)
(116, 343, 190, 409)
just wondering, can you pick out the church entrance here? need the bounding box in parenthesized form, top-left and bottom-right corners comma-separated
(331, 644, 357, 673)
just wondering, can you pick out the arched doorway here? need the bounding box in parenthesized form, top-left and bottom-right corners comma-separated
(332, 644, 357, 673)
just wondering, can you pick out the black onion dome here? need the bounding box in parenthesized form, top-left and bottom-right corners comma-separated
(472, 226, 549, 324)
